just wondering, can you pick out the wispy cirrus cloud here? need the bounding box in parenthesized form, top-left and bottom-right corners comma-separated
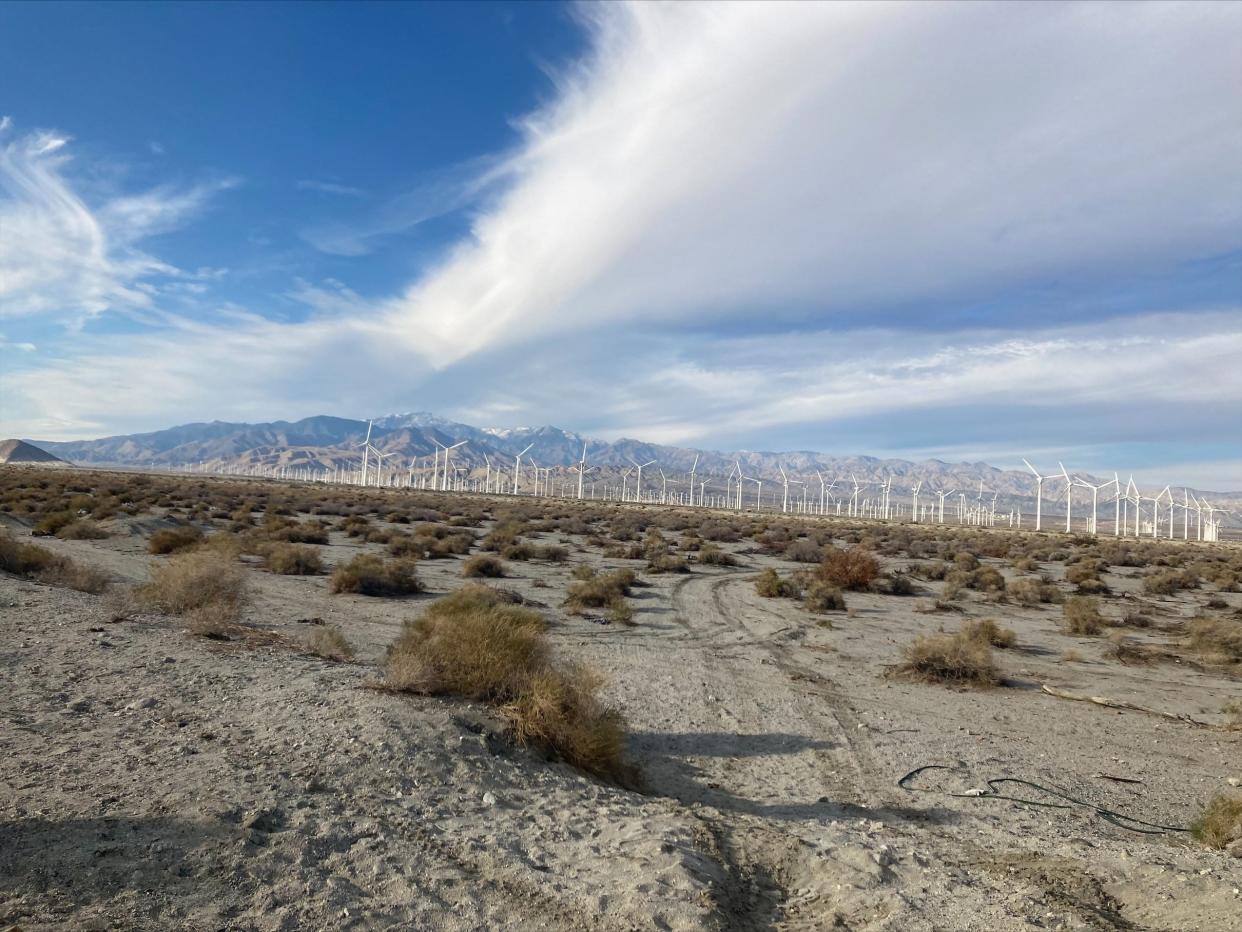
(0, 119, 234, 324)
(296, 179, 366, 198)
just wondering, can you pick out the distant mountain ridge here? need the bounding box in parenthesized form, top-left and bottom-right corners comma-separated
(29, 413, 1241, 517)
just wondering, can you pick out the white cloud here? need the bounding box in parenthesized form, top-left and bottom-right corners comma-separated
(296, 179, 366, 198)
(0, 124, 233, 322)
(373, 1, 1242, 362)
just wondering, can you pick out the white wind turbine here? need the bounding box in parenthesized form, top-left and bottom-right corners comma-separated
(512, 443, 534, 495)
(437, 440, 466, 491)
(352, 420, 376, 487)
(1022, 459, 1053, 531)
(658, 468, 670, 504)
(628, 458, 656, 504)
(778, 465, 792, 514)
(911, 481, 923, 523)
(571, 442, 590, 500)
(688, 454, 700, 507)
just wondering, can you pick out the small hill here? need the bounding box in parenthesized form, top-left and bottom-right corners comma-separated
(0, 439, 69, 466)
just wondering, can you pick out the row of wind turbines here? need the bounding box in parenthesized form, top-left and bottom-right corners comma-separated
(179, 420, 1232, 543)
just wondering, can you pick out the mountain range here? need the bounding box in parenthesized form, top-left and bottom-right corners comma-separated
(25, 413, 1241, 520)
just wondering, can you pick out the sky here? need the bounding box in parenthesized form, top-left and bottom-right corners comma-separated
(1, 0, 1240, 489)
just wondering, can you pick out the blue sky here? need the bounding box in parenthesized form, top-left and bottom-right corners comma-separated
(1, 1, 1240, 488)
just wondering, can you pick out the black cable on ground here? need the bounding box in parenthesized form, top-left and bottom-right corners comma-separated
(898, 764, 1189, 835)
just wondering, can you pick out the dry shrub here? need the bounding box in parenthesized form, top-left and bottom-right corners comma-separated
(263, 543, 323, 575)
(1008, 576, 1062, 606)
(0, 532, 110, 593)
(1062, 596, 1104, 636)
(463, 554, 506, 578)
(330, 554, 423, 596)
(1191, 792, 1242, 849)
(32, 510, 77, 537)
(148, 526, 204, 555)
(138, 551, 246, 618)
(57, 519, 109, 540)
(1223, 699, 1242, 729)
(186, 601, 240, 639)
(697, 544, 739, 566)
(307, 625, 355, 662)
(895, 631, 999, 688)
(1060, 649, 1084, 663)
(962, 617, 1016, 649)
(384, 585, 625, 778)
(784, 539, 823, 563)
(818, 546, 880, 591)
(1186, 618, 1242, 662)
(607, 598, 635, 626)
(804, 580, 846, 613)
(1144, 568, 1198, 596)
(755, 567, 800, 598)
(878, 573, 916, 596)
(647, 553, 690, 574)
(565, 569, 636, 612)
(1011, 556, 1038, 573)
(503, 665, 626, 778)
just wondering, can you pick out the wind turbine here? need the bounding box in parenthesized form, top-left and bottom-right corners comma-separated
(1022, 459, 1052, 532)
(572, 442, 590, 500)
(688, 454, 700, 507)
(911, 481, 923, 523)
(512, 443, 534, 495)
(778, 465, 791, 514)
(437, 440, 466, 491)
(629, 458, 656, 504)
(353, 420, 375, 487)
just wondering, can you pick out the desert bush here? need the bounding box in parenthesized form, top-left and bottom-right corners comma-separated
(607, 598, 635, 626)
(263, 543, 323, 575)
(784, 539, 823, 563)
(0, 532, 110, 593)
(697, 544, 739, 566)
(894, 631, 999, 688)
(817, 546, 880, 591)
(1224, 699, 1242, 729)
(878, 573, 916, 596)
(502, 542, 536, 561)
(571, 564, 597, 581)
(330, 554, 423, 596)
(1008, 576, 1063, 605)
(383, 588, 626, 778)
(1011, 556, 1038, 573)
(804, 580, 846, 612)
(1186, 618, 1242, 662)
(537, 544, 570, 562)
(307, 625, 355, 662)
(1144, 568, 1198, 596)
(271, 521, 329, 545)
(57, 519, 109, 540)
(1104, 632, 1153, 665)
(137, 551, 246, 618)
(1191, 792, 1242, 849)
(565, 569, 637, 612)
(148, 526, 204, 555)
(1062, 596, 1104, 636)
(32, 510, 77, 537)
(755, 567, 800, 599)
(646, 553, 690, 574)
(962, 618, 1016, 649)
(463, 554, 507, 578)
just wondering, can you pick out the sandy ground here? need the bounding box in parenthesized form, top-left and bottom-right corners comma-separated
(2, 493, 1241, 931)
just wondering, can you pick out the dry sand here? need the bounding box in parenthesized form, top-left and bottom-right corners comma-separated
(2, 493, 1241, 931)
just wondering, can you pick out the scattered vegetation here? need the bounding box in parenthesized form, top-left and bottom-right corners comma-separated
(383, 585, 626, 778)
(0, 531, 110, 593)
(1190, 792, 1242, 849)
(136, 551, 247, 621)
(148, 526, 204, 555)
(894, 629, 1000, 688)
(262, 542, 323, 575)
(330, 554, 423, 597)
(962, 617, 1016, 649)
(307, 625, 355, 662)
(462, 554, 507, 578)
(817, 546, 880, 591)
(1061, 596, 1104, 636)
(565, 568, 637, 613)
(754, 567, 800, 599)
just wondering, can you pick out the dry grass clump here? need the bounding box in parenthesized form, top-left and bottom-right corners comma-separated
(148, 526, 204, 555)
(137, 551, 247, 618)
(962, 617, 1016, 649)
(1061, 596, 1104, 636)
(1190, 792, 1242, 849)
(1143, 568, 1198, 596)
(330, 554, 423, 597)
(804, 579, 846, 613)
(1008, 576, 1063, 606)
(383, 586, 625, 778)
(1104, 632, 1154, 665)
(262, 542, 323, 575)
(307, 625, 355, 662)
(646, 553, 690, 574)
(877, 573, 916, 596)
(1223, 699, 1242, 729)
(894, 630, 1000, 688)
(1186, 618, 1242, 663)
(32, 510, 78, 537)
(0, 532, 110, 593)
(696, 544, 739, 566)
(817, 546, 880, 591)
(607, 598, 635, 626)
(57, 519, 109, 540)
(784, 539, 823, 563)
(565, 568, 637, 613)
(463, 554, 506, 578)
(755, 567, 800, 598)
